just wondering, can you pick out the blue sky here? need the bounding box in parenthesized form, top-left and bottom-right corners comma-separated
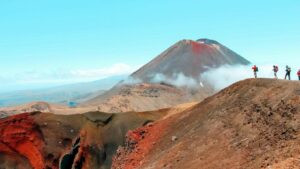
(0, 0, 299, 92)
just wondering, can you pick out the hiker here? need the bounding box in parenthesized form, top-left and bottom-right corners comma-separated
(273, 65, 279, 79)
(252, 65, 258, 78)
(285, 65, 291, 80)
(297, 69, 300, 81)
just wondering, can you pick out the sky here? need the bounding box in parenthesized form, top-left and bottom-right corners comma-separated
(0, 0, 299, 92)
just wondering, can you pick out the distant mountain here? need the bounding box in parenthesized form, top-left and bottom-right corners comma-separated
(84, 39, 250, 113)
(0, 75, 126, 107)
(131, 39, 250, 82)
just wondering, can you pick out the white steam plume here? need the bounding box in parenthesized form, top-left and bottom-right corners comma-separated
(119, 76, 142, 85)
(202, 64, 299, 91)
(151, 73, 199, 88)
(119, 64, 299, 91)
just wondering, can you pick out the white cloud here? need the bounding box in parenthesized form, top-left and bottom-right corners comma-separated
(70, 63, 137, 79)
(0, 63, 139, 86)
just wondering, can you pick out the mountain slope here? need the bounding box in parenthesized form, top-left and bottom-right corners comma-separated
(112, 79, 300, 169)
(2, 79, 299, 169)
(131, 39, 250, 82)
(84, 39, 250, 112)
(85, 83, 211, 113)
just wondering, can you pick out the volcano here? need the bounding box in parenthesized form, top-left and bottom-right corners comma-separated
(131, 39, 250, 82)
(84, 39, 250, 112)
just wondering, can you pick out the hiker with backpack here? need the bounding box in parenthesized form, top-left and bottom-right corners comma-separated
(297, 69, 300, 81)
(285, 65, 291, 80)
(252, 65, 258, 78)
(273, 65, 279, 79)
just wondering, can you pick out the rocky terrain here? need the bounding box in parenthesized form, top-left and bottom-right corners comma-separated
(85, 83, 211, 113)
(1, 79, 299, 169)
(0, 111, 163, 169)
(0, 102, 52, 118)
(112, 79, 300, 169)
(0, 101, 101, 118)
(0, 101, 195, 169)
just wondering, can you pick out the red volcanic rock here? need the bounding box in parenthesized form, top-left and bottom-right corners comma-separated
(0, 111, 164, 169)
(0, 113, 45, 169)
(112, 119, 173, 169)
(191, 40, 210, 55)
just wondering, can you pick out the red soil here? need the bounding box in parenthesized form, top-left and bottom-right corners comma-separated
(112, 117, 173, 169)
(190, 40, 214, 77)
(0, 113, 45, 169)
(191, 40, 210, 55)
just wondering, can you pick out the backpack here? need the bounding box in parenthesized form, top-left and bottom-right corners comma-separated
(275, 66, 278, 72)
(252, 66, 258, 72)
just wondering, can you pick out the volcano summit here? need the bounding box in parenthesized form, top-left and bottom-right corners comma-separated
(131, 39, 250, 82)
